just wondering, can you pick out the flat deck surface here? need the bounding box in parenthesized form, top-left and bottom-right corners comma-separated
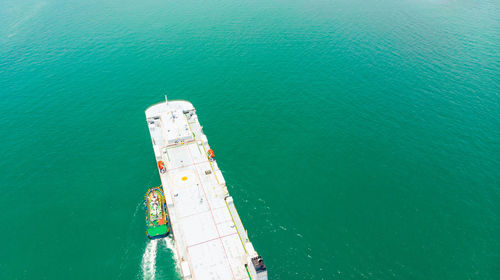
(146, 101, 252, 280)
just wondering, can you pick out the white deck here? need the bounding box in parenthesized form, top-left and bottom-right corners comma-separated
(146, 100, 265, 280)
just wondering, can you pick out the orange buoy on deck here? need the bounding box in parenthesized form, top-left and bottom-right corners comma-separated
(208, 149, 215, 158)
(158, 160, 165, 172)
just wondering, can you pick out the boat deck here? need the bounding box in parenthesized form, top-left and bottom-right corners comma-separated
(146, 100, 266, 280)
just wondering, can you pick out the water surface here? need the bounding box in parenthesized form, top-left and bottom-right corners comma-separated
(0, 0, 499, 279)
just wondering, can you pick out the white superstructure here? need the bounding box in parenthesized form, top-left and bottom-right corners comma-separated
(146, 99, 267, 280)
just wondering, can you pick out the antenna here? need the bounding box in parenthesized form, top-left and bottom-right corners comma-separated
(164, 94, 168, 105)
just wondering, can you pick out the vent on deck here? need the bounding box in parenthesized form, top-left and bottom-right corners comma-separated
(251, 256, 267, 273)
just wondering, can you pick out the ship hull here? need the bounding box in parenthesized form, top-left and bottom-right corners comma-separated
(146, 100, 267, 279)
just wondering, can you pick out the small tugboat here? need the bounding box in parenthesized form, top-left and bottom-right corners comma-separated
(145, 186, 169, 239)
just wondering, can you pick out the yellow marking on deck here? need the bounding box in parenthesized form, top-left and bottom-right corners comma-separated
(225, 199, 248, 254)
(181, 176, 188, 181)
(182, 112, 221, 185)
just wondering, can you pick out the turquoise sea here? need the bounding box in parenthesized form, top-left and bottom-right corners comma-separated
(0, 0, 499, 279)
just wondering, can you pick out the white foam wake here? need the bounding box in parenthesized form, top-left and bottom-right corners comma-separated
(162, 237, 180, 275)
(141, 239, 158, 280)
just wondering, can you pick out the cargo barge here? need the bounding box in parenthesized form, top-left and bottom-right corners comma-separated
(145, 98, 267, 280)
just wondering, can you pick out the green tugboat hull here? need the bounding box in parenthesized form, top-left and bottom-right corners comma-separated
(145, 187, 169, 239)
(147, 224, 168, 239)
